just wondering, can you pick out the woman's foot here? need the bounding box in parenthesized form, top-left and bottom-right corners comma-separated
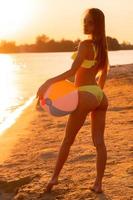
(89, 181, 103, 193)
(46, 178, 59, 192)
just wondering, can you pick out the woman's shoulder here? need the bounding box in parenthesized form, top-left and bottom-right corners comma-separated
(71, 39, 94, 60)
(78, 39, 93, 46)
(78, 40, 94, 52)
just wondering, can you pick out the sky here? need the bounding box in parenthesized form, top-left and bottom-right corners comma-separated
(0, 0, 132, 45)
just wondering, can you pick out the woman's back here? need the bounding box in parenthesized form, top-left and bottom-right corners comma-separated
(71, 40, 99, 87)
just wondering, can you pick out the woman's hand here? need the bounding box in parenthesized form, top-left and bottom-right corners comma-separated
(36, 79, 53, 100)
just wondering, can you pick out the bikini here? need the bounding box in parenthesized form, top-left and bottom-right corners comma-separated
(71, 43, 104, 105)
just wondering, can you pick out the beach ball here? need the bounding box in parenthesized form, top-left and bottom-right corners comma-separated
(39, 79, 79, 116)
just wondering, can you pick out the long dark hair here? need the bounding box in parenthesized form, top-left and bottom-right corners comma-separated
(83, 8, 110, 75)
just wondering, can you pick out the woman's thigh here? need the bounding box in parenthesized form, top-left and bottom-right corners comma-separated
(90, 93, 109, 147)
(63, 91, 99, 145)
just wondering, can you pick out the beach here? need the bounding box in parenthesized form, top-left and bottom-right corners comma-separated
(0, 64, 133, 200)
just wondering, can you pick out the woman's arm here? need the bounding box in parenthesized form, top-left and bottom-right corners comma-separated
(66, 74, 75, 82)
(97, 64, 110, 89)
(97, 71, 107, 89)
(36, 41, 87, 99)
(48, 41, 87, 84)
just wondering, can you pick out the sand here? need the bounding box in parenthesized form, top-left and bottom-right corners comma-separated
(0, 64, 132, 200)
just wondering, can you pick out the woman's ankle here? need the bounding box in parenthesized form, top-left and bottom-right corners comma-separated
(94, 177, 102, 185)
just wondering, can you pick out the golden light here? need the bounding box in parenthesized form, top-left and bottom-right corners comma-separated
(0, 0, 34, 37)
(0, 54, 17, 111)
(0, 54, 35, 135)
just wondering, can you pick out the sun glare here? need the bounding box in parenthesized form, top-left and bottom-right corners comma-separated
(0, 0, 34, 37)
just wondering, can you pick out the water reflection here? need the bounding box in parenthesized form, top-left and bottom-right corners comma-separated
(0, 54, 18, 117)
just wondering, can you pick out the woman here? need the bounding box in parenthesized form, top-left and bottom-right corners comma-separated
(36, 8, 110, 193)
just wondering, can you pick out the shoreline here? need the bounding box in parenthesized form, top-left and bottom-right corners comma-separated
(0, 96, 35, 136)
(0, 99, 37, 164)
(0, 63, 132, 199)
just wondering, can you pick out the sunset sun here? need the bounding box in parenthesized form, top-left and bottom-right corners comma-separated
(0, 0, 34, 37)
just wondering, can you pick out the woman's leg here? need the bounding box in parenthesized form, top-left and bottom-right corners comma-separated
(46, 93, 90, 191)
(90, 93, 108, 193)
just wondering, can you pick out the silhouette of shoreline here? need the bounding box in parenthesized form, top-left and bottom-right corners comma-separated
(0, 34, 133, 53)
